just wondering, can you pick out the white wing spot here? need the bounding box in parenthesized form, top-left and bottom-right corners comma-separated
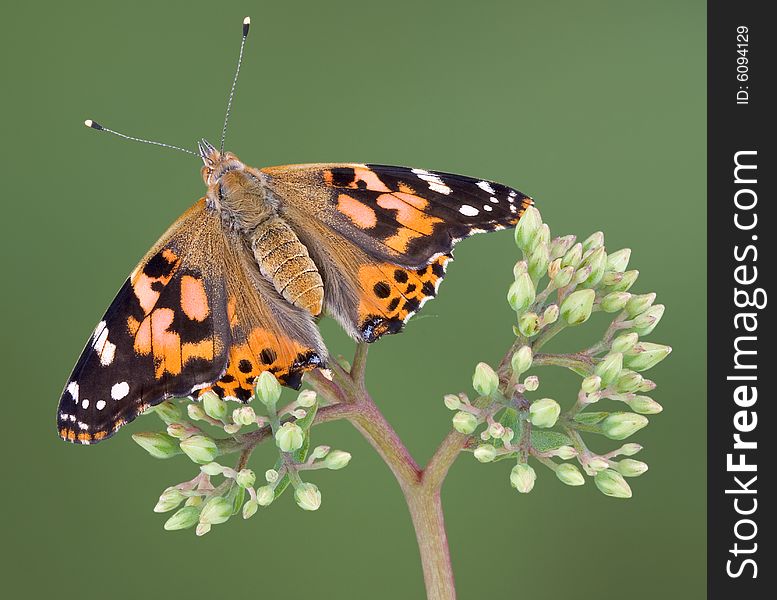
(96, 400, 106, 411)
(411, 168, 452, 195)
(78, 422, 89, 431)
(483, 205, 493, 212)
(81, 399, 89, 409)
(67, 381, 79, 402)
(459, 205, 479, 216)
(509, 204, 517, 214)
(476, 181, 496, 194)
(490, 197, 499, 204)
(93, 323, 116, 366)
(111, 381, 130, 400)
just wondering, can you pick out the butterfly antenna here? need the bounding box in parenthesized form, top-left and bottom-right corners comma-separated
(219, 16, 251, 154)
(83, 120, 197, 156)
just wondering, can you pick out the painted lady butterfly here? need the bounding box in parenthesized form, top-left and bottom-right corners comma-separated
(57, 17, 533, 444)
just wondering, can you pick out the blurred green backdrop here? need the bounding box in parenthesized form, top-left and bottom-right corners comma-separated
(0, 0, 705, 598)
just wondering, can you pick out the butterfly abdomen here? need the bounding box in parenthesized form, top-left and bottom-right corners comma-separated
(250, 219, 324, 316)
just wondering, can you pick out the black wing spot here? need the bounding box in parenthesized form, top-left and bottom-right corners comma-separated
(394, 269, 409, 283)
(387, 297, 400, 312)
(403, 298, 421, 313)
(432, 262, 446, 277)
(373, 281, 392, 299)
(328, 167, 356, 187)
(422, 281, 436, 297)
(260, 348, 277, 365)
(238, 359, 253, 373)
(235, 387, 252, 402)
(143, 251, 177, 278)
(405, 284, 417, 294)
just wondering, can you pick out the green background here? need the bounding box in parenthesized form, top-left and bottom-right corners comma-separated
(0, 1, 705, 598)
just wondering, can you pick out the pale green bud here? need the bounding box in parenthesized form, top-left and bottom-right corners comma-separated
(560, 289, 595, 325)
(606, 248, 631, 272)
(502, 427, 515, 443)
(510, 463, 536, 493)
(185, 496, 203, 507)
(311, 445, 331, 459)
(611, 332, 639, 354)
(624, 343, 672, 371)
(549, 235, 576, 260)
(554, 446, 578, 460)
(256, 486, 275, 506)
(153, 401, 182, 425)
(594, 469, 632, 498)
(561, 243, 583, 269)
(601, 413, 649, 440)
(579, 247, 607, 288)
(132, 432, 180, 459)
(275, 422, 305, 453)
(581, 375, 602, 394)
(180, 435, 219, 464)
(232, 405, 256, 426)
(235, 469, 256, 489)
(508, 273, 536, 313)
(202, 390, 228, 421)
(443, 394, 461, 411)
(514, 206, 542, 250)
(452, 411, 479, 434)
(532, 223, 551, 249)
(556, 463, 585, 486)
(547, 257, 562, 281)
(242, 499, 259, 519)
(473, 362, 499, 396)
(511, 346, 533, 376)
(528, 243, 550, 281)
(196, 523, 211, 536)
(618, 443, 643, 456)
(513, 260, 528, 279)
(166, 423, 192, 440)
(523, 375, 540, 391)
(200, 462, 224, 476)
(488, 422, 505, 439)
(639, 378, 657, 392)
(199, 497, 233, 525)
(256, 371, 282, 407)
(187, 403, 206, 421)
(517, 312, 540, 337)
(163, 506, 200, 531)
(624, 396, 663, 415)
(294, 482, 322, 511)
(553, 265, 575, 288)
(223, 423, 241, 434)
(615, 370, 643, 394)
(529, 398, 561, 428)
(607, 270, 639, 292)
(634, 304, 665, 335)
(600, 291, 632, 313)
(595, 352, 623, 387)
(582, 231, 604, 253)
(291, 409, 307, 420)
(541, 304, 560, 327)
(587, 457, 610, 472)
(154, 487, 185, 513)
(265, 469, 279, 483)
(323, 450, 352, 470)
(573, 265, 592, 285)
(474, 444, 498, 463)
(296, 389, 317, 408)
(617, 459, 649, 477)
(626, 293, 656, 317)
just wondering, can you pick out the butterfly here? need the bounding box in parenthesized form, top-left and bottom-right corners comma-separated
(57, 18, 533, 444)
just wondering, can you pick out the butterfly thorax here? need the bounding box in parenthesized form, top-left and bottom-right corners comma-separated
(202, 147, 324, 316)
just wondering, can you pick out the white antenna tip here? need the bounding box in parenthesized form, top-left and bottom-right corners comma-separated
(243, 16, 251, 25)
(242, 16, 250, 36)
(84, 119, 93, 128)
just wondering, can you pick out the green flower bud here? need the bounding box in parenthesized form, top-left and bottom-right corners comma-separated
(323, 450, 352, 470)
(180, 435, 219, 464)
(235, 469, 256, 489)
(185, 496, 203, 507)
(573, 265, 592, 285)
(528, 243, 550, 282)
(615, 369, 643, 394)
(242, 499, 259, 519)
(600, 291, 632, 313)
(256, 485, 275, 506)
(550, 235, 576, 260)
(163, 506, 200, 531)
(514, 206, 542, 250)
(294, 482, 322, 511)
(529, 398, 561, 428)
(232, 406, 256, 426)
(443, 394, 461, 411)
(473, 362, 499, 396)
(488, 422, 505, 439)
(532, 223, 551, 248)
(553, 265, 575, 288)
(582, 231, 604, 253)
(611, 332, 639, 354)
(639, 378, 657, 392)
(187, 403, 206, 421)
(587, 457, 610, 472)
(511, 346, 533, 376)
(517, 312, 540, 337)
(508, 273, 536, 313)
(547, 257, 562, 281)
(132, 432, 180, 459)
(581, 375, 602, 394)
(634, 304, 665, 335)
(265, 469, 279, 483)
(618, 443, 643, 456)
(560, 289, 595, 325)
(223, 423, 241, 434)
(579, 247, 607, 288)
(607, 269, 639, 292)
(452, 411, 479, 434)
(502, 427, 515, 443)
(154, 487, 186, 513)
(166, 423, 192, 440)
(510, 463, 537, 493)
(594, 469, 632, 498)
(296, 390, 317, 408)
(256, 371, 282, 407)
(617, 459, 649, 477)
(154, 401, 183, 425)
(200, 462, 224, 476)
(513, 260, 528, 279)
(606, 248, 631, 272)
(291, 408, 307, 420)
(202, 390, 228, 421)
(311, 445, 330, 459)
(523, 375, 540, 391)
(601, 413, 649, 440)
(562, 243, 583, 269)
(541, 304, 560, 327)
(595, 352, 623, 387)
(624, 396, 663, 415)
(624, 343, 672, 372)
(199, 497, 233, 525)
(275, 422, 305, 453)
(554, 446, 578, 460)
(626, 293, 656, 317)
(474, 444, 498, 463)
(196, 523, 211, 536)
(556, 463, 585, 486)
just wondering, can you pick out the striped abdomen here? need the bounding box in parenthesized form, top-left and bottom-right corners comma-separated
(251, 219, 324, 316)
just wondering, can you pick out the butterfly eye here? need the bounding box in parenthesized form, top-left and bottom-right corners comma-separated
(217, 183, 225, 201)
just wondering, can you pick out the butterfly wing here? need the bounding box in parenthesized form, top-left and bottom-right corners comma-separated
(260, 163, 532, 341)
(58, 200, 324, 444)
